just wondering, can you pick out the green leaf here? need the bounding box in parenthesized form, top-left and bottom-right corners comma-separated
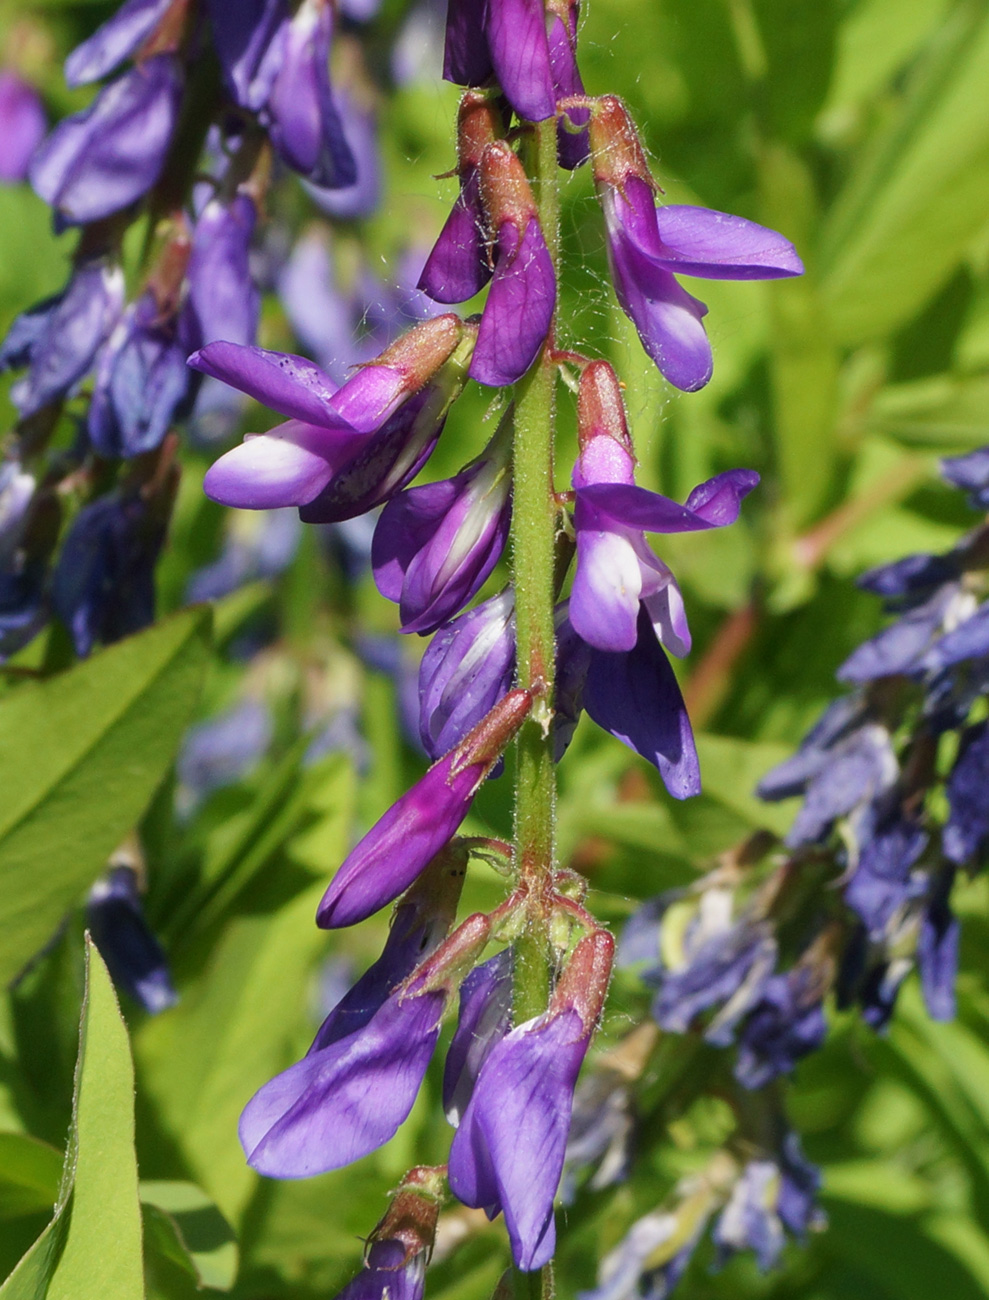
(0, 1137, 61, 1220)
(136, 880, 331, 1223)
(0, 939, 144, 1299)
(821, 4, 989, 343)
(140, 1182, 237, 1292)
(0, 609, 212, 988)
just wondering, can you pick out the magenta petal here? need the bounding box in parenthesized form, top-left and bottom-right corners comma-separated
(418, 169, 493, 304)
(583, 610, 700, 799)
(317, 751, 486, 928)
(569, 516, 642, 653)
(578, 469, 759, 534)
(188, 341, 342, 424)
(448, 1010, 589, 1271)
(203, 421, 342, 508)
(329, 363, 409, 434)
(485, 0, 557, 121)
(470, 218, 556, 387)
(240, 987, 445, 1177)
(651, 205, 804, 281)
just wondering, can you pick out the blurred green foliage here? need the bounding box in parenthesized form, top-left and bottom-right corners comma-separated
(1, 0, 989, 1296)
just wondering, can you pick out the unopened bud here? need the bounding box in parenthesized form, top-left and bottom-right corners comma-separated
(551, 928, 615, 1033)
(588, 95, 655, 194)
(478, 141, 538, 233)
(577, 360, 633, 457)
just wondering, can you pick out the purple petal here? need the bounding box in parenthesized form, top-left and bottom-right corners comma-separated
(64, 0, 173, 87)
(578, 468, 759, 533)
(448, 1009, 589, 1271)
(921, 602, 989, 672)
(419, 169, 493, 304)
(267, 0, 357, 188)
(470, 218, 556, 387)
(641, 570, 690, 658)
(373, 459, 511, 634)
(443, 0, 494, 85)
(443, 949, 514, 1125)
(944, 721, 989, 864)
(547, 10, 589, 169)
(583, 609, 700, 798)
(240, 987, 445, 1177)
(305, 90, 381, 220)
(337, 1243, 425, 1300)
(0, 72, 46, 181)
(569, 514, 643, 653)
(30, 56, 182, 228)
(417, 591, 516, 760)
(207, 0, 288, 110)
(918, 869, 958, 1022)
(316, 750, 487, 928)
(485, 0, 556, 122)
(188, 341, 343, 425)
(941, 447, 989, 510)
(203, 421, 351, 508)
(298, 389, 443, 524)
(647, 205, 803, 280)
(187, 194, 261, 348)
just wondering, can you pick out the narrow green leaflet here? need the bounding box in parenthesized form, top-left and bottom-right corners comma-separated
(0, 939, 145, 1300)
(140, 1182, 237, 1292)
(0, 1137, 61, 1220)
(0, 608, 212, 987)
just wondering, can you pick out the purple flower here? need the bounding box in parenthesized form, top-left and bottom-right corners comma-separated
(0, 460, 36, 570)
(944, 721, 989, 864)
(443, 949, 514, 1125)
(448, 930, 614, 1271)
(241, 858, 474, 1179)
(185, 508, 301, 602)
(266, 0, 357, 189)
(845, 805, 928, 936)
(713, 1161, 785, 1271)
(469, 142, 556, 387)
(87, 865, 177, 1015)
(418, 91, 502, 306)
(187, 194, 261, 349)
(334, 1240, 425, 1300)
(579, 1205, 706, 1300)
(650, 890, 777, 1045)
(546, 2, 589, 169)
(920, 601, 989, 673)
(590, 97, 802, 391)
(0, 71, 46, 182)
(241, 977, 447, 1177)
(838, 585, 964, 682)
(1, 257, 124, 419)
(583, 606, 701, 798)
(64, 0, 173, 88)
(317, 689, 531, 928)
(941, 446, 989, 511)
(306, 88, 381, 220)
(52, 488, 170, 658)
(207, 0, 288, 112)
(443, 0, 586, 152)
(30, 55, 183, 229)
(175, 698, 274, 809)
(442, 0, 493, 86)
(734, 968, 827, 1089)
(195, 315, 469, 516)
(758, 700, 898, 848)
(417, 589, 516, 760)
(918, 868, 959, 1022)
(372, 414, 512, 634)
(88, 289, 199, 457)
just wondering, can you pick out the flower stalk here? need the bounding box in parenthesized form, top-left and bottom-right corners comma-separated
(508, 112, 563, 1300)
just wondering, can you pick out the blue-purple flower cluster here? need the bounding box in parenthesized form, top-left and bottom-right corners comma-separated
(592, 449, 989, 1297)
(167, 2, 808, 1292)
